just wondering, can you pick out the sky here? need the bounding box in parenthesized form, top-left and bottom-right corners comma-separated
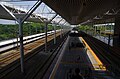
(0, 19, 17, 24)
(0, 1, 35, 24)
(0, 1, 60, 24)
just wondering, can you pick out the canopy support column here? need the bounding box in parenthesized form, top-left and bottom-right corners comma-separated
(45, 22, 48, 53)
(1, 1, 43, 73)
(113, 16, 120, 47)
(60, 26, 63, 38)
(44, 14, 57, 53)
(18, 18, 24, 73)
(54, 23, 56, 44)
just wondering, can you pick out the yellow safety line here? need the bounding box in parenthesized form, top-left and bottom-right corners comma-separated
(80, 37, 106, 71)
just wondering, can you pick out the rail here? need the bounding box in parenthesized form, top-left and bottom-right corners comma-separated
(0, 31, 69, 79)
(0, 30, 60, 54)
(82, 32, 120, 77)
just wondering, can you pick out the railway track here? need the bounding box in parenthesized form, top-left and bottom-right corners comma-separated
(0, 30, 60, 54)
(83, 33, 120, 76)
(0, 31, 69, 79)
(87, 35, 120, 65)
(0, 31, 60, 68)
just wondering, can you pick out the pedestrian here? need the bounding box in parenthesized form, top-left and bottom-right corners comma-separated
(67, 68, 73, 79)
(72, 68, 84, 79)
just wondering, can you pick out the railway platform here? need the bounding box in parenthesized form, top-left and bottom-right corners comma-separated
(44, 36, 117, 79)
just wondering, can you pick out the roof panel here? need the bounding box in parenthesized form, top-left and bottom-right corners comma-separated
(43, 0, 120, 24)
(1, 0, 120, 24)
(0, 5, 14, 20)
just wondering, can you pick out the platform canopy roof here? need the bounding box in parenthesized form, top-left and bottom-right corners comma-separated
(0, 4, 45, 23)
(1, 0, 120, 25)
(0, 1, 69, 25)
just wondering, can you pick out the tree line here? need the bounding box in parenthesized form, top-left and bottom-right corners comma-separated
(0, 22, 61, 41)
